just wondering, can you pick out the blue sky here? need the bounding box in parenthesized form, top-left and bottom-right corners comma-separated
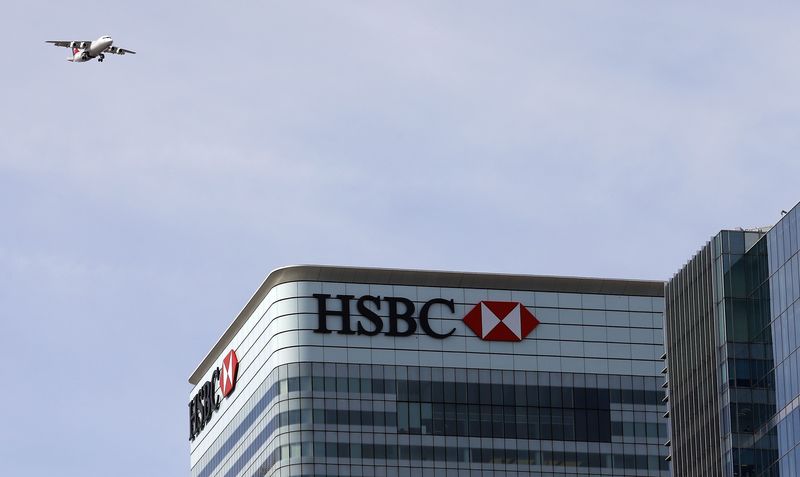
(3, 2, 800, 475)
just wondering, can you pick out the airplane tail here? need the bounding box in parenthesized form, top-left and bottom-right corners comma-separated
(72, 47, 79, 55)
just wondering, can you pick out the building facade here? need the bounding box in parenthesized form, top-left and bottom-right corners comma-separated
(189, 266, 669, 477)
(665, 204, 800, 477)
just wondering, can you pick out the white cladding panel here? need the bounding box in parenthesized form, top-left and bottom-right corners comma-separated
(188, 280, 664, 469)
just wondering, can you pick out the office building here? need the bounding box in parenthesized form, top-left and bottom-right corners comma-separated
(665, 204, 800, 477)
(189, 265, 669, 476)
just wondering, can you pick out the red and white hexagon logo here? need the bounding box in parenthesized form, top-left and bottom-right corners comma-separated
(220, 349, 238, 397)
(463, 301, 539, 341)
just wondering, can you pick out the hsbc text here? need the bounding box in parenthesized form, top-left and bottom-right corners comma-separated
(189, 368, 220, 441)
(312, 294, 456, 339)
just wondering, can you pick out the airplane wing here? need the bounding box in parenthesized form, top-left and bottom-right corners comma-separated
(46, 40, 92, 48)
(104, 46, 136, 55)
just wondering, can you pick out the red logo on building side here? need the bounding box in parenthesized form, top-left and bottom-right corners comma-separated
(463, 301, 539, 341)
(220, 349, 238, 397)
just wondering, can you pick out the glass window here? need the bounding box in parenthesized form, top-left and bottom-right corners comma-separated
(397, 402, 409, 433)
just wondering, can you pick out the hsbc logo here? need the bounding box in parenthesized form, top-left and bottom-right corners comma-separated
(463, 301, 540, 341)
(220, 349, 238, 397)
(313, 294, 456, 339)
(189, 349, 238, 441)
(313, 294, 539, 342)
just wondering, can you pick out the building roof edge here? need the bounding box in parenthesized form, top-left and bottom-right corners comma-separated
(188, 264, 665, 384)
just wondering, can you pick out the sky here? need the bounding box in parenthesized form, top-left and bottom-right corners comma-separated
(3, 2, 800, 475)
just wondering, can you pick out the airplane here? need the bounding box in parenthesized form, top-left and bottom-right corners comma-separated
(46, 35, 136, 63)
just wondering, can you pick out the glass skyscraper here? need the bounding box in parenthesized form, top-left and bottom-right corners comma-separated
(665, 203, 800, 477)
(189, 266, 669, 477)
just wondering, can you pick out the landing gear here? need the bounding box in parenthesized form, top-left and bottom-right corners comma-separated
(98, 54, 105, 63)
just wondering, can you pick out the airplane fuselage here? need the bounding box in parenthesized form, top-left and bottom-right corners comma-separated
(70, 36, 113, 62)
(48, 35, 134, 63)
